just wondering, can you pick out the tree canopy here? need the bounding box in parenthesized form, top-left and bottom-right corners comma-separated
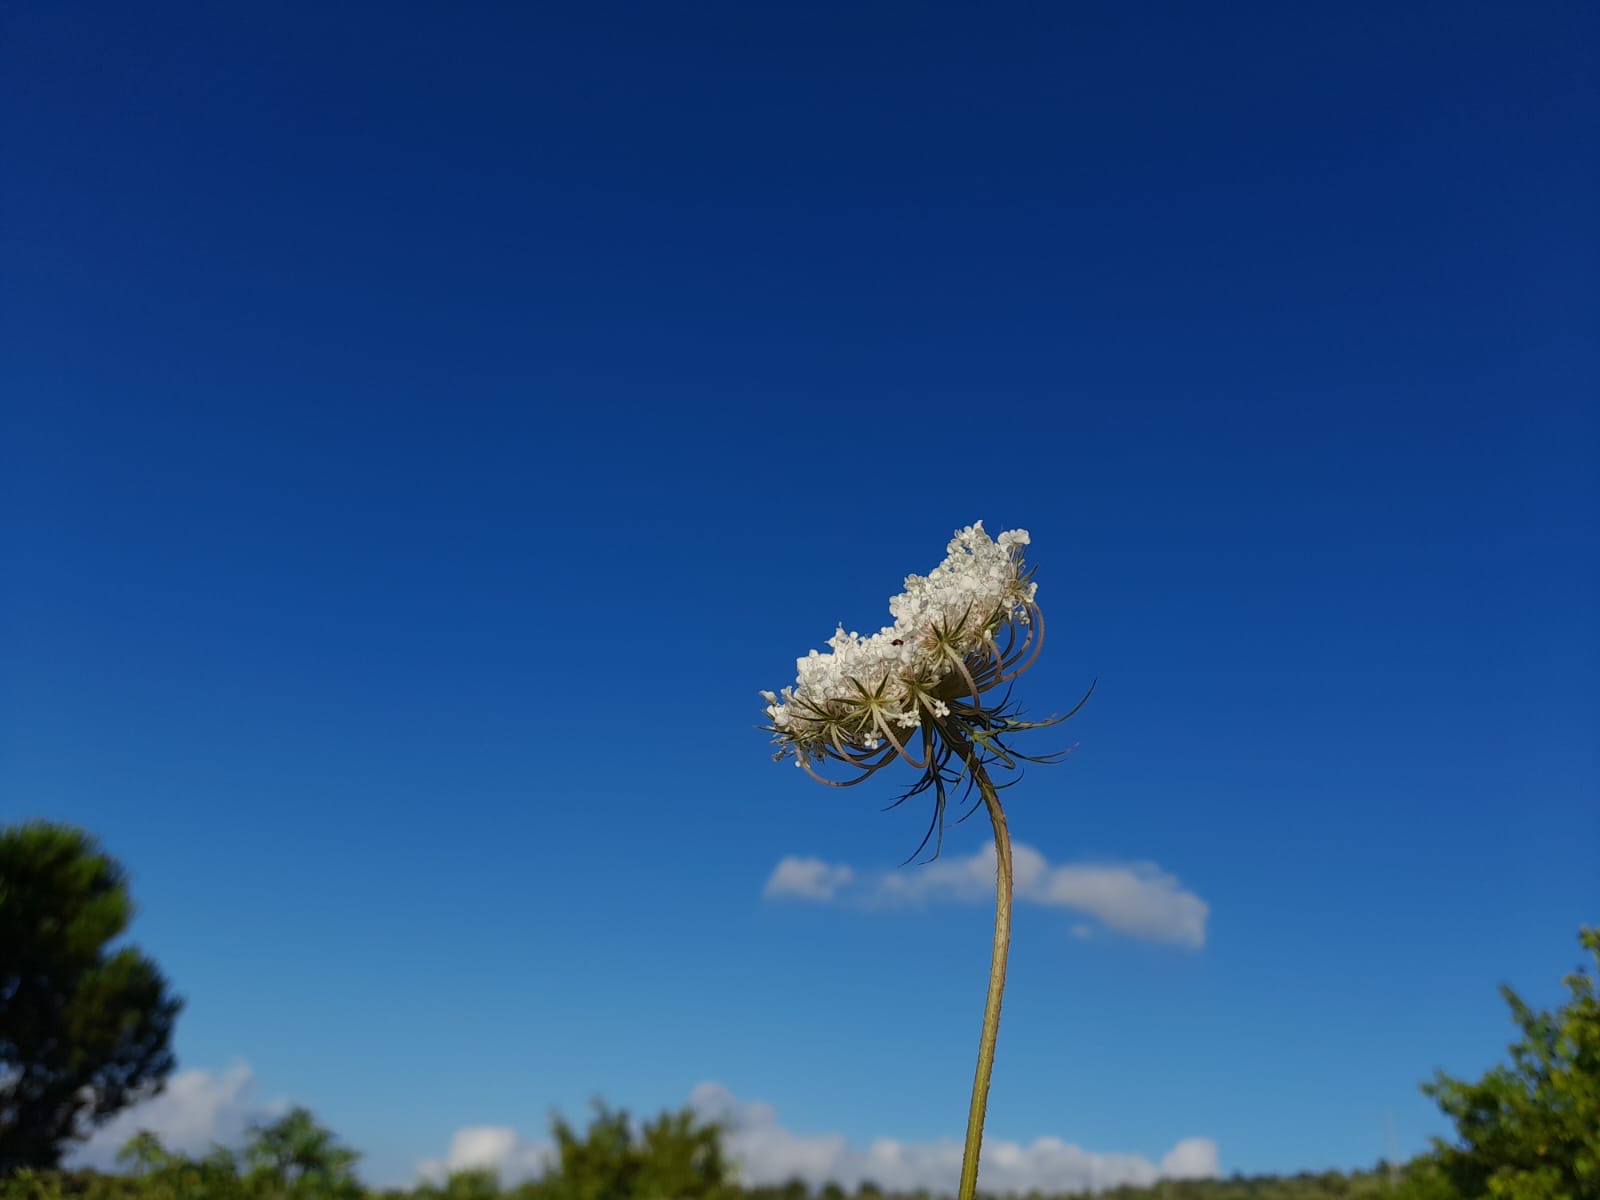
(539, 1103, 735, 1200)
(1422, 926, 1599, 1200)
(0, 822, 183, 1173)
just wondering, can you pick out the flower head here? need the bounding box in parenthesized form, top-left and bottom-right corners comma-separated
(764, 519, 1047, 757)
(762, 521, 1084, 861)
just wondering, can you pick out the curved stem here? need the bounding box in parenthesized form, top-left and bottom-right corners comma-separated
(952, 742, 1013, 1200)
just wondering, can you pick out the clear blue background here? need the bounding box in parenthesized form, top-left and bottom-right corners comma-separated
(3, 0, 1596, 1187)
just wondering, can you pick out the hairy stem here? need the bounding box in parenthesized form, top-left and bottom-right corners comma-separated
(955, 748, 1013, 1200)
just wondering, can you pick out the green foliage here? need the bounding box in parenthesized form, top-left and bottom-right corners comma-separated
(242, 1107, 362, 1196)
(631, 1108, 736, 1200)
(0, 1141, 1414, 1200)
(532, 1103, 735, 1200)
(0, 1100, 740, 1200)
(413, 1169, 504, 1200)
(0, 1108, 360, 1199)
(1423, 927, 1600, 1200)
(0, 823, 183, 1174)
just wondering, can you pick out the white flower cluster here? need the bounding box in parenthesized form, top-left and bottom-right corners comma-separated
(763, 523, 1037, 762)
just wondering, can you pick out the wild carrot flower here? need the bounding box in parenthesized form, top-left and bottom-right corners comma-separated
(760, 521, 1090, 1200)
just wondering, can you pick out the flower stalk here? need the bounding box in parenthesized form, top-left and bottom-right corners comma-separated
(948, 735, 1013, 1200)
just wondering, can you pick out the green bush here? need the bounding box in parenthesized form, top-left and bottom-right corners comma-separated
(1423, 927, 1599, 1199)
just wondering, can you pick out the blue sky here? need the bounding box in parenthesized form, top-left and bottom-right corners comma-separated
(2, 0, 1596, 1190)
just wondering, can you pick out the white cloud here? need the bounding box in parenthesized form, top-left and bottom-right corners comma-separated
(765, 842, 1209, 949)
(691, 1082, 1218, 1193)
(1160, 1138, 1221, 1180)
(417, 1126, 553, 1185)
(416, 1084, 1219, 1196)
(69, 1063, 288, 1170)
(764, 857, 856, 902)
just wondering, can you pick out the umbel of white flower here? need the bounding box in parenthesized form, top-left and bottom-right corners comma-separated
(763, 522, 1044, 784)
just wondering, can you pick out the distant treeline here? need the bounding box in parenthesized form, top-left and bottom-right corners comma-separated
(0, 1102, 1457, 1200)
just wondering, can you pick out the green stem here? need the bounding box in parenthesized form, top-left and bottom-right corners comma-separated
(956, 751, 1013, 1200)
